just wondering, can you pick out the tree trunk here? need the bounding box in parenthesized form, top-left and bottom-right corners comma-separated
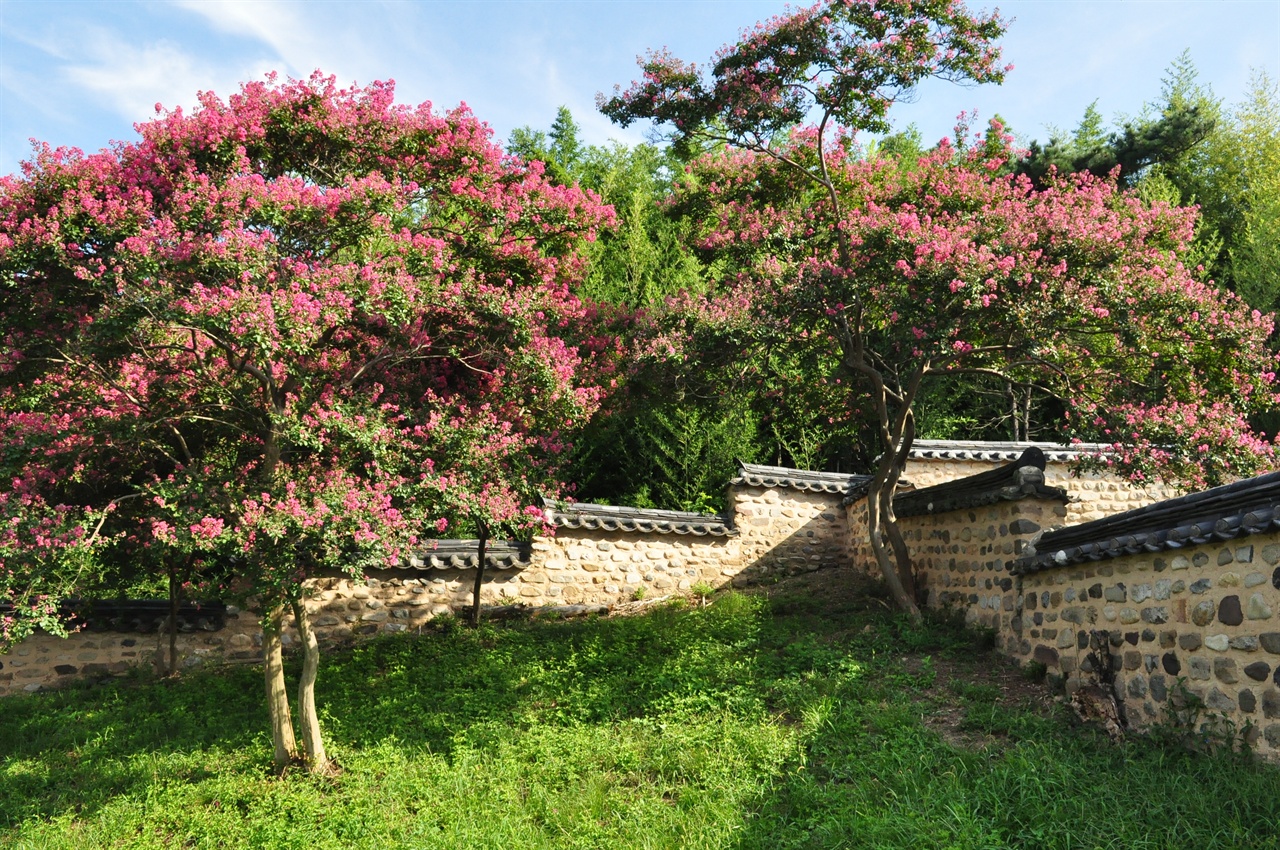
(263, 605, 297, 774)
(1022, 386, 1033, 442)
(880, 487, 917, 603)
(291, 599, 331, 775)
(832, 305, 924, 621)
(470, 520, 489, 628)
(881, 414, 918, 602)
(864, 474, 921, 621)
(167, 564, 179, 676)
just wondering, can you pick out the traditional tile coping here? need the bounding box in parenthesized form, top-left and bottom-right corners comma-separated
(0, 599, 227, 633)
(402, 539, 531, 570)
(906, 439, 1117, 463)
(733, 462, 870, 495)
(541, 498, 736, 537)
(1016, 469, 1280, 574)
(538, 462, 862, 537)
(844, 446, 1067, 513)
(893, 446, 1069, 518)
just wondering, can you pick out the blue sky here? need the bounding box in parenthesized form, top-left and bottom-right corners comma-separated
(1, 1, 1277, 175)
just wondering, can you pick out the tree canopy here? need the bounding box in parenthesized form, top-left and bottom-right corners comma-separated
(1017, 54, 1280, 316)
(0, 72, 613, 770)
(604, 1, 1279, 616)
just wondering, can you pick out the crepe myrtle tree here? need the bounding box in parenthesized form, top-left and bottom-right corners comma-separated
(603, 1, 1279, 617)
(0, 72, 614, 773)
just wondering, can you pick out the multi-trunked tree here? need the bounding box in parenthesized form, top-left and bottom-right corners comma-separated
(0, 73, 615, 773)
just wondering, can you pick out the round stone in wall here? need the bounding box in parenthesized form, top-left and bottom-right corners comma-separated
(1247, 594, 1274, 620)
(1205, 634, 1230, 652)
(1191, 600, 1216, 627)
(1206, 687, 1236, 712)
(1244, 661, 1271, 682)
(1218, 595, 1244, 627)
(1214, 657, 1238, 683)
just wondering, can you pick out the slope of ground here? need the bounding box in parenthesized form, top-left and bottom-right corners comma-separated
(2, 567, 1278, 849)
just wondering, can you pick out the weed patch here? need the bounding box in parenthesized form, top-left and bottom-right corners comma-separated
(3, 569, 1279, 848)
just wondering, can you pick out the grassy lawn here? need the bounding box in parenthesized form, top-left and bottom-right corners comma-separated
(3, 571, 1279, 849)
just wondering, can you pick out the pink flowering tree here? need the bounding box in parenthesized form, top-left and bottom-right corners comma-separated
(604, 1, 1279, 617)
(0, 73, 612, 772)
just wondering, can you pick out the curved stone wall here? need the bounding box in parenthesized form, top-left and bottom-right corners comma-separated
(1, 468, 857, 696)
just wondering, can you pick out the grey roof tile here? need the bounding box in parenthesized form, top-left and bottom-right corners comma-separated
(893, 446, 1068, 518)
(734, 462, 870, 494)
(907, 439, 1114, 463)
(402, 539, 532, 570)
(1015, 469, 1280, 574)
(0, 599, 229, 633)
(543, 498, 736, 537)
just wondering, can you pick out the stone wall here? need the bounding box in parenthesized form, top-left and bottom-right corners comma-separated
(16, 439, 1269, 761)
(843, 449, 1070, 616)
(732, 485, 852, 577)
(1010, 541, 1280, 753)
(0, 571, 537, 695)
(878, 494, 1280, 760)
(0, 471, 854, 696)
(903, 454, 1177, 525)
(0, 609, 259, 695)
(522, 532, 742, 603)
(898, 498, 1066, 631)
(844, 452, 1280, 760)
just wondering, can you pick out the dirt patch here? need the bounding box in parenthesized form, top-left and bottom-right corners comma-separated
(742, 564, 896, 613)
(743, 566, 1065, 751)
(916, 654, 1062, 750)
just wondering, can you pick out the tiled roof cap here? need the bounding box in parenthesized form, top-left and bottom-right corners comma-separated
(0, 599, 228, 633)
(1015, 469, 1280, 574)
(542, 498, 736, 537)
(403, 539, 532, 570)
(893, 446, 1068, 518)
(734, 462, 871, 494)
(907, 439, 1114, 463)
(843, 477, 918, 505)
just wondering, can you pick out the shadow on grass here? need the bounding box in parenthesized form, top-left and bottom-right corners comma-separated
(730, 711, 1280, 850)
(17, 577, 1265, 849)
(0, 662, 270, 827)
(727, 651, 1280, 850)
(0, 584, 905, 829)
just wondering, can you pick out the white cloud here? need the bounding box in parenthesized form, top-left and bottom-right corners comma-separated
(62, 35, 225, 122)
(170, 0, 396, 87)
(172, 0, 301, 58)
(3, 12, 279, 127)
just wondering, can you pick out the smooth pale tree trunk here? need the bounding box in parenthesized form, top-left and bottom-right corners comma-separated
(167, 564, 179, 676)
(882, 503, 917, 603)
(848, 394, 923, 621)
(290, 599, 331, 774)
(881, 414, 919, 603)
(865, 477, 921, 620)
(470, 520, 489, 628)
(858, 392, 922, 621)
(832, 313, 924, 621)
(263, 605, 298, 774)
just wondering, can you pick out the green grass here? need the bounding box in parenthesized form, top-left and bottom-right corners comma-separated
(3, 578, 1280, 849)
